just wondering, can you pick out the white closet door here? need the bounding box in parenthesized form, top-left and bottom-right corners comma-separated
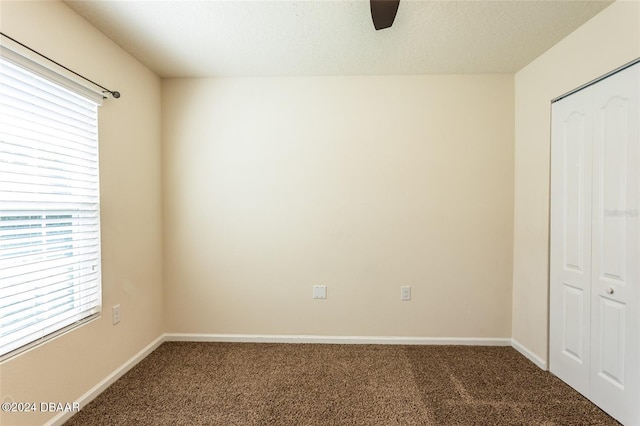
(550, 61, 639, 425)
(550, 86, 593, 397)
(589, 62, 639, 426)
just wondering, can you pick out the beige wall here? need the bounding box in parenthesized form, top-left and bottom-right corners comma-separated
(512, 0, 640, 363)
(163, 75, 514, 338)
(0, 2, 164, 425)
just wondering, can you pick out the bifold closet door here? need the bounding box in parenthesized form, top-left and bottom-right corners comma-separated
(549, 82, 593, 398)
(588, 62, 639, 425)
(550, 61, 639, 425)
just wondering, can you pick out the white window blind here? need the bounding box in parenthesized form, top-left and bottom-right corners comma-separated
(0, 55, 102, 358)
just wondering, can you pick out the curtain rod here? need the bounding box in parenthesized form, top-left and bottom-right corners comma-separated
(1, 32, 120, 99)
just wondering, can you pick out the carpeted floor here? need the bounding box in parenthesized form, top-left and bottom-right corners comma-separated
(65, 342, 619, 425)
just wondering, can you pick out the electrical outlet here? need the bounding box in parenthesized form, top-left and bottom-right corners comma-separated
(112, 304, 121, 325)
(401, 286, 411, 301)
(313, 285, 327, 299)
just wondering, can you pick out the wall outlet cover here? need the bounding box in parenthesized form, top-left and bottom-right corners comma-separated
(313, 285, 327, 299)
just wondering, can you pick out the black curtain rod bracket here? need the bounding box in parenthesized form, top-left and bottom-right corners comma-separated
(1, 32, 121, 100)
(104, 90, 121, 99)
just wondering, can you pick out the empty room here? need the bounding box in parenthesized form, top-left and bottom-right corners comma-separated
(0, 0, 639, 425)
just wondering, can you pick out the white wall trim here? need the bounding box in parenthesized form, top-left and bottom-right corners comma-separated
(164, 333, 512, 346)
(46, 334, 165, 426)
(511, 338, 547, 370)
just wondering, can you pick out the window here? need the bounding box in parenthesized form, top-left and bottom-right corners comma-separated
(0, 48, 103, 359)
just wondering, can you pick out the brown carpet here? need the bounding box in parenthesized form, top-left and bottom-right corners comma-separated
(65, 342, 619, 425)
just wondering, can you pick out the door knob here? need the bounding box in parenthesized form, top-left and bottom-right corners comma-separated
(605, 287, 614, 295)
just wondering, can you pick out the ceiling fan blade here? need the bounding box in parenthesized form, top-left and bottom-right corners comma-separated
(370, 0, 400, 30)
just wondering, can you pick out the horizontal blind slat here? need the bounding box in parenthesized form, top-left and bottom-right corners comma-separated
(0, 116, 98, 150)
(0, 251, 101, 282)
(0, 78, 98, 124)
(0, 309, 97, 355)
(0, 97, 98, 139)
(0, 181, 98, 197)
(1, 284, 100, 327)
(0, 267, 99, 299)
(0, 140, 98, 167)
(0, 190, 99, 204)
(0, 238, 100, 267)
(0, 60, 98, 115)
(0, 162, 97, 185)
(0, 296, 100, 347)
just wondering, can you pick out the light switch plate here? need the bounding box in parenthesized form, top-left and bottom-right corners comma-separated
(401, 286, 411, 301)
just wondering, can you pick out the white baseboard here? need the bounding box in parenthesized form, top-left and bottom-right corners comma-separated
(164, 333, 512, 346)
(46, 334, 165, 426)
(511, 338, 547, 370)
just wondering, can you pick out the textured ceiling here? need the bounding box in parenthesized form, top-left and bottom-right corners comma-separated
(63, 0, 613, 78)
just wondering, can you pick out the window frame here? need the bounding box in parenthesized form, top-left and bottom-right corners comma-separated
(0, 40, 104, 361)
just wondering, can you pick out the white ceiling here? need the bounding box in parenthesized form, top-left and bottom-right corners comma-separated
(63, 0, 613, 78)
